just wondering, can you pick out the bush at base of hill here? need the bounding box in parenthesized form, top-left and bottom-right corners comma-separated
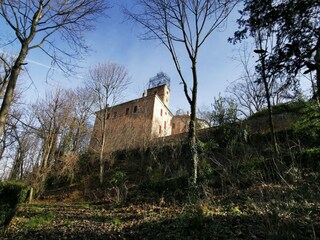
(0, 181, 30, 228)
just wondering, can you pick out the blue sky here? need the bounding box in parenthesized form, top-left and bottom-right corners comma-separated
(1, 1, 253, 113)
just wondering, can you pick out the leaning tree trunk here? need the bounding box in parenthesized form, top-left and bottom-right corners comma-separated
(9, 152, 23, 180)
(41, 132, 58, 184)
(0, 46, 28, 135)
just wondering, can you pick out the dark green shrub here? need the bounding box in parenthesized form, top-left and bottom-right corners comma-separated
(292, 101, 320, 147)
(298, 147, 320, 169)
(137, 176, 189, 202)
(178, 204, 205, 232)
(0, 181, 30, 228)
(248, 100, 307, 120)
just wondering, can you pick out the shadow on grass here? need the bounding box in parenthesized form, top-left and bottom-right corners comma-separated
(122, 213, 319, 240)
(3, 208, 319, 240)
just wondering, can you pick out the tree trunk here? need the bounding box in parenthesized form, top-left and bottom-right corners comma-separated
(9, 153, 22, 180)
(263, 77, 279, 157)
(0, 48, 27, 135)
(99, 132, 106, 184)
(189, 62, 199, 185)
(315, 38, 320, 101)
(99, 110, 108, 184)
(257, 32, 279, 158)
(188, 119, 198, 184)
(260, 51, 278, 157)
(41, 133, 57, 184)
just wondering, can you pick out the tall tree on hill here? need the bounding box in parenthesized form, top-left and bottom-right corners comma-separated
(0, 0, 108, 136)
(8, 108, 35, 181)
(227, 44, 302, 118)
(32, 88, 74, 185)
(87, 62, 130, 184)
(230, 0, 318, 159)
(125, 0, 239, 184)
(72, 87, 96, 154)
(227, 45, 266, 117)
(231, 0, 320, 100)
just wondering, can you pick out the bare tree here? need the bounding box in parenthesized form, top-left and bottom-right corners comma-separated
(32, 88, 74, 185)
(227, 45, 266, 117)
(253, 30, 280, 157)
(8, 108, 35, 180)
(87, 62, 130, 184)
(0, 114, 19, 178)
(0, 83, 25, 178)
(4, 86, 93, 188)
(228, 78, 265, 118)
(72, 87, 96, 154)
(125, 0, 239, 184)
(0, 53, 13, 99)
(228, 44, 302, 118)
(0, 0, 108, 136)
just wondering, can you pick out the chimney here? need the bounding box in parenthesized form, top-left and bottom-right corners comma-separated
(142, 90, 147, 97)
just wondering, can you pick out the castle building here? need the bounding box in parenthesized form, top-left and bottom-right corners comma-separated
(90, 72, 208, 153)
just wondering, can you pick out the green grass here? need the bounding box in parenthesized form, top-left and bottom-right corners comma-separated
(23, 211, 55, 229)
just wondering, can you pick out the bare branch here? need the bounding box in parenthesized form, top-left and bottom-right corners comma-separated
(0, 0, 109, 135)
(125, 0, 238, 184)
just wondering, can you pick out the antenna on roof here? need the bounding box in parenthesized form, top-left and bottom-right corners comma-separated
(148, 72, 171, 89)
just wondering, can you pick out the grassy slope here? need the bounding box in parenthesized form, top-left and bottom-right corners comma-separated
(3, 100, 320, 239)
(3, 170, 320, 240)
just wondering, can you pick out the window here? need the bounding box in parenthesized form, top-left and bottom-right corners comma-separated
(133, 106, 138, 113)
(164, 121, 166, 130)
(159, 125, 162, 134)
(172, 123, 175, 129)
(107, 113, 110, 119)
(160, 109, 163, 116)
(126, 108, 129, 115)
(154, 91, 157, 95)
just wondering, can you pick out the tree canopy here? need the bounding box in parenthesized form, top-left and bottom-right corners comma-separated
(231, 0, 320, 99)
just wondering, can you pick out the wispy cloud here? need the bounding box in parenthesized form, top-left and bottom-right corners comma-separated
(0, 48, 62, 72)
(25, 58, 54, 70)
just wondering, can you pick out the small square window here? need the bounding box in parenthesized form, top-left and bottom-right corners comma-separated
(133, 106, 138, 113)
(126, 108, 129, 115)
